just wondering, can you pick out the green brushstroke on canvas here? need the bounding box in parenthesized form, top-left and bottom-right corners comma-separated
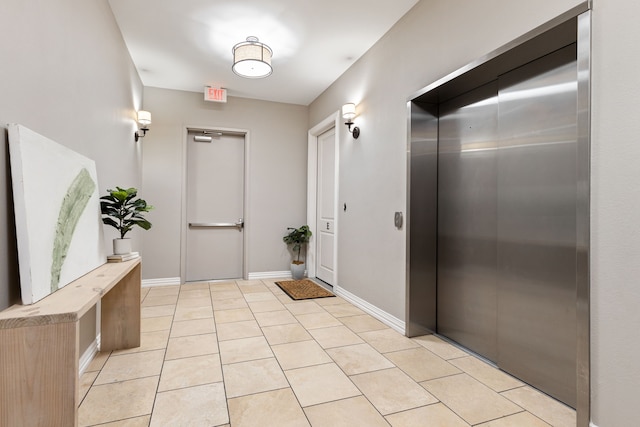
(50, 168, 96, 292)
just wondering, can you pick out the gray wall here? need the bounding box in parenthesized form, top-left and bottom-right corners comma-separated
(309, 0, 640, 425)
(0, 0, 143, 352)
(140, 87, 309, 280)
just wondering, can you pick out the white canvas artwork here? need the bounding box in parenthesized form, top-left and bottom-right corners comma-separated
(8, 124, 107, 305)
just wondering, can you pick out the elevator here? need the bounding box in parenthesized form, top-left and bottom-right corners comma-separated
(407, 9, 590, 418)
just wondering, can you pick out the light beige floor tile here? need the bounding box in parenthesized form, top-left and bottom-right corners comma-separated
(223, 358, 289, 398)
(169, 318, 216, 338)
(477, 411, 551, 427)
(359, 328, 421, 353)
(272, 340, 332, 370)
(254, 310, 298, 327)
(211, 289, 244, 300)
(239, 284, 271, 294)
(450, 356, 523, 392)
(385, 403, 470, 427)
(212, 296, 248, 310)
(78, 376, 158, 426)
(339, 314, 388, 332)
(219, 336, 274, 364)
(140, 287, 151, 302)
(284, 300, 325, 315)
(141, 294, 178, 307)
(173, 305, 213, 321)
(308, 325, 365, 349)
(314, 296, 347, 306)
(180, 281, 211, 290)
(146, 286, 180, 297)
(79, 370, 98, 403)
(158, 354, 222, 392)
(303, 395, 389, 427)
(85, 351, 111, 372)
(385, 347, 461, 382)
(141, 304, 175, 318)
(150, 382, 228, 427)
(244, 291, 278, 302)
(214, 307, 255, 324)
(209, 281, 239, 291)
(165, 333, 218, 360)
(248, 299, 286, 313)
(217, 319, 263, 341)
(112, 329, 170, 355)
(262, 323, 312, 345)
(278, 294, 296, 304)
(351, 368, 438, 415)
(95, 350, 165, 385)
(179, 288, 211, 299)
(228, 388, 310, 427)
(295, 311, 342, 329)
(175, 296, 213, 308)
(285, 363, 361, 407)
(421, 374, 522, 425)
(501, 386, 575, 427)
(326, 343, 394, 375)
(96, 415, 151, 426)
(236, 279, 265, 286)
(412, 335, 469, 360)
(322, 303, 366, 317)
(141, 315, 173, 332)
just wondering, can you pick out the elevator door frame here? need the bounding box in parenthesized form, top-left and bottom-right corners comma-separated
(406, 5, 590, 426)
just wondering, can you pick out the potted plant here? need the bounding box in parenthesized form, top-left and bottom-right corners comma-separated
(283, 225, 312, 280)
(100, 187, 153, 255)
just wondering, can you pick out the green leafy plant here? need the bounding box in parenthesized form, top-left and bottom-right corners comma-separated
(283, 225, 312, 264)
(100, 187, 153, 238)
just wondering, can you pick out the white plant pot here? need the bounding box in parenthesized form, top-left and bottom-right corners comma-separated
(113, 238, 132, 255)
(291, 262, 306, 280)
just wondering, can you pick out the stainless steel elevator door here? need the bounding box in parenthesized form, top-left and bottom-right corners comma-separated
(437, 83, 499, 361)
(496, 45, 577, 407)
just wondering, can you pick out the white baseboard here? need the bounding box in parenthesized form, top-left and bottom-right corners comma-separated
(334, 286, 406, 334)
(79, 334, 100, 375)
(248, 271, 292, 280)
(590, 423, 598, 427)
(141, 277, 181, 287)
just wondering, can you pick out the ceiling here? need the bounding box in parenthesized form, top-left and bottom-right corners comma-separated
(107, 0, 419, 106)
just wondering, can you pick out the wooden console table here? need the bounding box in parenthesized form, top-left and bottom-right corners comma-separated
(0, 258, 141, 426)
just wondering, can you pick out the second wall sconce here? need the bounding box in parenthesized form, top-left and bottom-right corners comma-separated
(135, 110, 152, 142)
(342, 103, 360, 139)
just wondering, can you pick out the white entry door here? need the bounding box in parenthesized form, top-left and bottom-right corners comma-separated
(186, 130, 244, 282)
(316, 128, 335, 284)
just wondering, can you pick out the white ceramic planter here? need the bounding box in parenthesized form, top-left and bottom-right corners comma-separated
(113, 238, 132, 255)
(291, 262, 305, 280)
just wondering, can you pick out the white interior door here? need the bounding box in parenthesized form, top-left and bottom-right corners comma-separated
(316, 128, 335, 284)
(186, 130, 244, 281)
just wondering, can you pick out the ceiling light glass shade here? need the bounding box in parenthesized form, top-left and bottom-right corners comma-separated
(137, 110, 151, 126)
(232, 37, 273, 78)
(342, 103, 356, 121)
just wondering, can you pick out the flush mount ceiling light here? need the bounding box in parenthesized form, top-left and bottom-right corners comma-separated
(232, 36, 273, 79)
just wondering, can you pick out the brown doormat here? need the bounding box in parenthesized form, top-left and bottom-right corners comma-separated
(275, 279, 335, 301)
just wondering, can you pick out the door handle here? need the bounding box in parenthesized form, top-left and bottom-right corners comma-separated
(189, 218, 244, 231)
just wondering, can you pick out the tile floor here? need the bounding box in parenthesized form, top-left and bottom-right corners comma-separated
(78, 279, 576, 426)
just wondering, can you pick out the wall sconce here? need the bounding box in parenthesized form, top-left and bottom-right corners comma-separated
(342, 103, 360, 139)
(134, 110, 151, 142)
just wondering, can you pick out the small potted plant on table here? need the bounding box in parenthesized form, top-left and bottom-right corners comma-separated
(100, 187, 153, 255)
(283, 225, 312, 280)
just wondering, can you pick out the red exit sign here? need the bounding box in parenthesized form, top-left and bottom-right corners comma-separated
(205, 87, 227, 103)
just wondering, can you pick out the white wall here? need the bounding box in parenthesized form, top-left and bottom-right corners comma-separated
(0, 0, 143, 353)
(590, 1, 640, 425)
(310, 0, 640, 425)
(141, 87, 309, 281)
